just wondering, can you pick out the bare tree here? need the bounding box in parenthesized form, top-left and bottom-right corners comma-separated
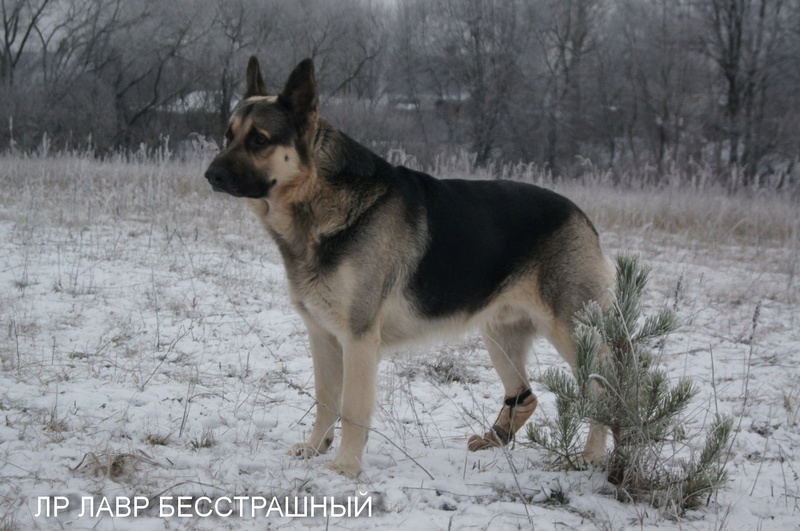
(100, 0, 211, 146)
(698, 0, 787, 182)
(399, 0, 529, 166)
(205, 0, 282, 132)
(449, 0, 527, 165)
(272, 0, 385, 100)
(1, 0, 50, 85)
(535, 0, 604, 171)
(618, 0, 703, 174)
(34, 0, 123, 87)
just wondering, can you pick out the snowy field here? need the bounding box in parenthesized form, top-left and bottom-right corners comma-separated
(0, 153, 798, 530)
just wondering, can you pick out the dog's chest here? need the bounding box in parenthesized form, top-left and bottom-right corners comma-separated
(287, 258, 361, 333)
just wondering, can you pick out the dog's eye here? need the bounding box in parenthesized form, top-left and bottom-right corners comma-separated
(252, 133, 269, 146)
(224, 128, 234, 146)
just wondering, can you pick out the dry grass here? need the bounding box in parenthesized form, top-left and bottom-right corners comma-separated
(0, 151, 796, 249)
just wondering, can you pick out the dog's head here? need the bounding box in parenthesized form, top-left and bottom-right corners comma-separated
(204, 57, 318, 199)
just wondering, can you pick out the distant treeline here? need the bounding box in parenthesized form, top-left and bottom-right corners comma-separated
(2, 0, 799, 184)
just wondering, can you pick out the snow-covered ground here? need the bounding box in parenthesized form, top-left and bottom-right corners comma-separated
(1, 155, 798, 530)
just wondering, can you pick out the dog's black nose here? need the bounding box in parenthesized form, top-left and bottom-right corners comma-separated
(205, 166, 227, 188)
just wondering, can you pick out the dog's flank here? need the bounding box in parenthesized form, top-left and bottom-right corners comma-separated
(204, 56, 614, 477)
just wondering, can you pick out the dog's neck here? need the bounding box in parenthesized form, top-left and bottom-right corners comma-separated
(312, 120, 386, 187)
(264, 119, 391, 267)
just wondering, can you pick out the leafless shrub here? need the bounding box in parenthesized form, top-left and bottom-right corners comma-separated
(70, 451, 158, 481)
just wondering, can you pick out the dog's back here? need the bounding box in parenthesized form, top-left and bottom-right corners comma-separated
(389, 168, 604, 320)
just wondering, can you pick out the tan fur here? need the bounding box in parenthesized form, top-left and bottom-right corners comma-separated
(245, 95, 279, 104)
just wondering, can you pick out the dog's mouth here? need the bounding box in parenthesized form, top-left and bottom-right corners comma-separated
(205, 173, 276, 199)
(210, 184, 249, 198)
(210, 185, 241, 196)
(207, 181, 241, 196)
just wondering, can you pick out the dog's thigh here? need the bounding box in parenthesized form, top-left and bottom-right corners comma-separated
(294, 315, 343, 457)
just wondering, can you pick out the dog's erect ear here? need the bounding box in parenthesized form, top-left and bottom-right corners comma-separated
(279, 58, 318, 136)
(244, 56, 266, 98)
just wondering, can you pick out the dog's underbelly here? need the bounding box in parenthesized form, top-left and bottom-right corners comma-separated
(377, 278, 553, 350)
(290, 250, 555, 352)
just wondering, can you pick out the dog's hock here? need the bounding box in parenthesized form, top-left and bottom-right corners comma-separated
(468, 389, 538, 451)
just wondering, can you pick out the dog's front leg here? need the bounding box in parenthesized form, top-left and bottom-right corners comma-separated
(293, 315, 342, 457)
(329, 330, 379, 478)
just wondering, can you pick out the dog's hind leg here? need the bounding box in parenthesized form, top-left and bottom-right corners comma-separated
(545, 317, 608, 464)
(293, 316, 343, 458)
(469, 318, 538, 451)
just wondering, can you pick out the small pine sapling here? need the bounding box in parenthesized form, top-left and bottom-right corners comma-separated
(527, 254, 733, 511)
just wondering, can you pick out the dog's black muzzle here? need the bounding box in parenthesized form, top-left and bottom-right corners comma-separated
(204, 164, 275, 198)
(204, 166, 230, 193)
(204, 165, 248, 197)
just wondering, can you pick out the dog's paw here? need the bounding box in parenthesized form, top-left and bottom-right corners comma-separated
(467, 431, 503, 452)
(327, 458, 362, 479)
(580, 447, 607, 467)
(291, 441, 328, 459)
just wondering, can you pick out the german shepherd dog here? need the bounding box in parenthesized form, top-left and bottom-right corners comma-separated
(205, 57, 614, 477)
